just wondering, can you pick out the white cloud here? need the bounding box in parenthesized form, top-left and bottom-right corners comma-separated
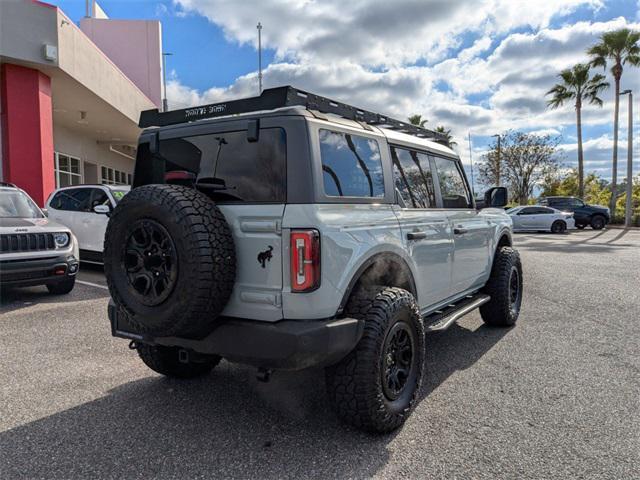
(166, 1, 639, 180)
(173, 0, 603, 67)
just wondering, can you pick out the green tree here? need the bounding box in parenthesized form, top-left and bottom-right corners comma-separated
(546, 64, 608, 198)
(587, 28, 640, 215)
(435, 126, 457, 147)
(407, 114, 427, 127)
(479, 131, 560, 205)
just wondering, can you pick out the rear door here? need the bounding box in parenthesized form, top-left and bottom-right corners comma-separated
(432, 155, 491, 295)
(390, 146, 453, 309)
(532, 207, 555, 229)
(158, 125, 287, 321)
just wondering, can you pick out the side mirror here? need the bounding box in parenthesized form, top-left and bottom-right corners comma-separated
(93, 204, 111, 215)
(41, 208, 49, 217)
(484, 187, 508, 208)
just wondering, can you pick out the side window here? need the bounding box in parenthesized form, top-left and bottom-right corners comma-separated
(390, 147, 436, 208)
(319, 129, 384, 198)
(519, 207, 536, 215)
(49, 188, 93, 212)
(539, 207, 555, 214)
(90, 189, 110, 209)
(433, 157, 472, 209)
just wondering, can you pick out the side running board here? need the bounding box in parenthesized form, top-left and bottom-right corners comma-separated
(424, 293, 490, 332)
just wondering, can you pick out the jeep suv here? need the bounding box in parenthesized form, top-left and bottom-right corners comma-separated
(0, 183, 79, 294)
(105, 86, 522, 432)
(539, 196, 610, 229)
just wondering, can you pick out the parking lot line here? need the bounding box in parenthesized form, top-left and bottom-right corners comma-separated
(76, 279, 109, 290)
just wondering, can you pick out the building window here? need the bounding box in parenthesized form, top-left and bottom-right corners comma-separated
(101, 166, 132, 185)
(55, 152, 83, 187)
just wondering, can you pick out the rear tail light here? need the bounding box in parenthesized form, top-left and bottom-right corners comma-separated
(290, 229, 320, 292)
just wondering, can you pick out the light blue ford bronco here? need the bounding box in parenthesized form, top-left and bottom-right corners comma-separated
(104, 86, 521, 433)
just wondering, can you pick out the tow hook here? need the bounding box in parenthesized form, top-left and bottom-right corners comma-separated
(128, 340, 138, 350)
(256, 368, 273, 383)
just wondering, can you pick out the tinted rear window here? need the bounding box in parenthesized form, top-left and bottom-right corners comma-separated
(159, 128, 286, 202)
(319, 129, 384, 198)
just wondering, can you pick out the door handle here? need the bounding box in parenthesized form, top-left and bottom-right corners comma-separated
(407, 231, 428, 240)
(453, 227, 468, 235)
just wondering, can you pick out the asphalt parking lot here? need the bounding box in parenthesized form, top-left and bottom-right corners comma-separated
(1, 228, 638, 479)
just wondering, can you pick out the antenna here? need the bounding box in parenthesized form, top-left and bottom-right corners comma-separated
(257, 22, 263, 94)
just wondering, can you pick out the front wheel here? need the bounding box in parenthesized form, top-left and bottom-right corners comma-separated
(325, 287, 425, 433)
(137, 344, 221, 379)
(480, 247, 523, 327)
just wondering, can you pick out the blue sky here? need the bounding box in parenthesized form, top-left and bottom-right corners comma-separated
(54, 0, 639, 182)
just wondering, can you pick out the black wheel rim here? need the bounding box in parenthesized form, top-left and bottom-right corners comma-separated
(593, 218, 604, 228)
(382, 321, 415, 401)
(124, 219, 178, 306)
(509, 266, 520, 315)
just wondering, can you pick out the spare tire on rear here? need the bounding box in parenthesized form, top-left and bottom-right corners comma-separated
(104, 184, 236, 338)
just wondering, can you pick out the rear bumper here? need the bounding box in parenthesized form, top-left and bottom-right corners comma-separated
(0, 253, 78, 287)
(108, 300, 363, 370)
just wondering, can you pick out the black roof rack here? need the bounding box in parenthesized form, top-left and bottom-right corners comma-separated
(139, 85, 448, 144)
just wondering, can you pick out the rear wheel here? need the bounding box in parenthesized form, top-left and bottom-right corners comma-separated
(325, 287, 425, 433)
(46, 277, 75, 295)
(590, 215, 606, 230)
(480, 247, 522, 327)
(137, 344, 221, 379)
(551, 220, 566, 234)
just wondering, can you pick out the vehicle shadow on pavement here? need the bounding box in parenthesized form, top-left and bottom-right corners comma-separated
(423, 323, 509, 398)
(0, 323, 507, 479)
(0, 284, 110, 314)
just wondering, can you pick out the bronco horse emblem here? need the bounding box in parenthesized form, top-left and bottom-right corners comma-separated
(257, 245, 274, 268)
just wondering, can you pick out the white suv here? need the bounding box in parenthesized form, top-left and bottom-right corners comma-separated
(0, 183, 79, 294)
(46, 184, 130, 263)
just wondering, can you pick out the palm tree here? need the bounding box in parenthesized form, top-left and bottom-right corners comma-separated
(546, 63, 608, 198)
(587, 28, 640, 214)
(408, 114, 427, 127)
(435, 126, 457, 147)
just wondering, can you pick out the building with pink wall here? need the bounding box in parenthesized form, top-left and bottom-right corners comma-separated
(0, 0, 162, 205)
(80, 17, 163, 108)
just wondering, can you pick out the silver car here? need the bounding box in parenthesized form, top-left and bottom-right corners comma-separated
(508, 205, 575, 233)
(0, 183, 79, 294)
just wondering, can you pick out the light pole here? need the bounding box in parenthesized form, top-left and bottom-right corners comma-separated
(467, 132, 475, 197)
(491, 134, 501, 186)
(257, 22, 263, 94)
(620, 89, 633, 227)
(162, 52, 173, 112)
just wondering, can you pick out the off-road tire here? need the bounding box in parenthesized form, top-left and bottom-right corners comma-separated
(590, 215, 606, 230)
(137, 344, 221, 379)
(551, 220, 566, 234)
(325, 287, 425, 433)
(46, 277, 75, 295)
(104, 184, 236, 338)
(480, 247, 523, 327)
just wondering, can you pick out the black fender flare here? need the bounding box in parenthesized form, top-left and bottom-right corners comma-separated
(336, 252, 417, 316)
